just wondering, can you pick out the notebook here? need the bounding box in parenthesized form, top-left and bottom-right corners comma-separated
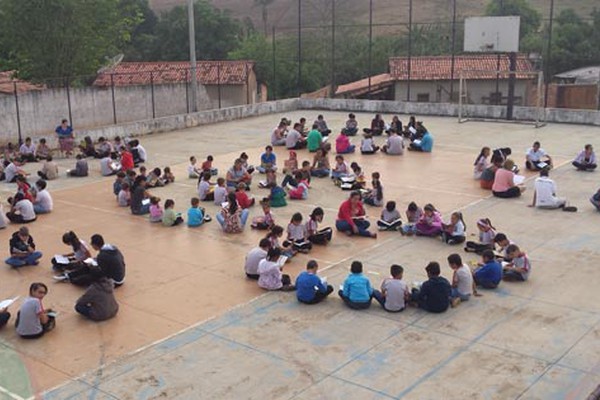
(53, 255, 70, 265)
(277, 255, 289, 266)
(0, 296, 19, 309)
(513, 175, 525, 185)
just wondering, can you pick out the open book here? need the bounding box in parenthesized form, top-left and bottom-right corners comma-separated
(339, 175, 356, 183)
(379, 218, 402, 227)
(53, 254, 70, 265)
(513, 175, 525, 185)
(142, 198, 151, 206)
(537, 161, 548, 169)
(277, 255, 289, 266)
(0, 296, 19, 309)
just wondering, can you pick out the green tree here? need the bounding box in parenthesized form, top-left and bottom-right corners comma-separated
(150, 0, 242, 61)
(486, 0, 542, 43)
(0, 0, 141, 82)
(121, 0, 159, 61)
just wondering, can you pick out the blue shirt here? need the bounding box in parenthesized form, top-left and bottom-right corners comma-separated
(295, 271, 327, 302)
(420, 132, 433, 152)
(187, 207, 204, 227)
(342, 273, 373, 303)
(474, 260, 502, 285)
(261, 152, 276, 166)
(55, 125, 73, 137)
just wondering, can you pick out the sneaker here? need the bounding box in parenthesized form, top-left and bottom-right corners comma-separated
(53, 274, 69, 282)
(451, 297, 461, 308)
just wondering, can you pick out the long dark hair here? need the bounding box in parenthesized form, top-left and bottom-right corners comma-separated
(62, 231, 81, 251)
(227, 192, 238, 214)
(474, 147, 490, 165)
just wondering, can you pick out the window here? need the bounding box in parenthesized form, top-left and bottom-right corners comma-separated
(417, 93, 430, 102)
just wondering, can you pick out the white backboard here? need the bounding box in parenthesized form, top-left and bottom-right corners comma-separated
(464, 16, 520, 53)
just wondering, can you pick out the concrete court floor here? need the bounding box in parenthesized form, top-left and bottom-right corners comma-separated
(0, 111, 599, 399)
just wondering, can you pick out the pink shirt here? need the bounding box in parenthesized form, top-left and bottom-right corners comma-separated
(492, 168, 515, 192)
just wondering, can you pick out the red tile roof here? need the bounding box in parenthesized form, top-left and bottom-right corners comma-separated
(335, 73, 393, 96)
(94, 61, 254, 87)
(389, 55, 536, 81)
(0, 71, 46, 94)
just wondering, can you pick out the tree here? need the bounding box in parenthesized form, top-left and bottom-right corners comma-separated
(121, 0, 159, 61)
(254, 0, 275, 37)
(486, 0, 542, 42)
(150, 0, 242, 61)
(0, 0, 142, 82)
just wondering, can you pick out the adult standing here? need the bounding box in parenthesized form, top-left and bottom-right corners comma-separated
(55, 119, 75, 158)
(492, 160, 524, 198)
(335, 191, 377, 238)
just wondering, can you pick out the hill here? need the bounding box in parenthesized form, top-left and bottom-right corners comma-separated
(148, 0, 597, 35)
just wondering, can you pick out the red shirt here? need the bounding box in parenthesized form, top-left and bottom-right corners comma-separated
(120, 151, 134, 171)
(235, 191, 253, 209)
(337, 199, 365, 227)
(201, 160, 212, 171)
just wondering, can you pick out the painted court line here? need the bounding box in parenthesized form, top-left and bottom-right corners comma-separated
(0, 385, 27, 400)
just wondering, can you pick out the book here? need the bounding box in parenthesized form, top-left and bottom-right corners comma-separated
(409, 126, 417, 134)
(513, 175, 525, 185)
(277, 255, 289, 266)
(83, 257, 98, 267)
(142, 198, 151, 206)
(537, 161, 548, 169)
(412, 139, 422, 146)
(53, 255, 70, 265)
(340, 183, 354, 190)
(378, 219, 402, 227)
(0, 296, 19, 309)
(258, 180, 268, 188)
(340, 175, 356, 183)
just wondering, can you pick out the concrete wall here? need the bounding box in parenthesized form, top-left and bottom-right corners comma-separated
(0, 82, 253, 143)
(394, 79, 530, 105)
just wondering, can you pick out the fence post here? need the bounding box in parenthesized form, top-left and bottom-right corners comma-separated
(368, 0, 372, 100)
(150, 71, 156, 119)
(449, 0, 457, 101)
(65, 78, 73, 127)
(544, 0, 555, 108)
(297, 0, 302, 97)
(110, 74, 117, 124)
(185, 69, 190, 114)
(245, 62, 250, 104)
(217, 62, 222, 109)
(272, 26, 277, 101)
(13, 82, 23, 145)
(331, 0, 335, 97)
(407, 0, 413, 102)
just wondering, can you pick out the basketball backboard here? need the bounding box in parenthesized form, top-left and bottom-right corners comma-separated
(464, 16, 520, 53)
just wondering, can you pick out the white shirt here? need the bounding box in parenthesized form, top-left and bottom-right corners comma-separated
(15, 200, 36, 221)
(287, 223, 306, 241)
(135, 145, 147, 161)
(534, 176, 559, 207)
(244, 247, 267, 275)
(34, 189, 53, 212)
(386, 135, 404, 155)
(198, 180, 211, 201)
(381, 279, 407, 311)
(19, 143, 36, 154)
(4, 163, 18, 182)
(361, 138, 375, 152)
(100, 157, 114, 176)
(455, 265, 473, 296)
(526, 148, 546, 162)
(285, 130, 302, 148)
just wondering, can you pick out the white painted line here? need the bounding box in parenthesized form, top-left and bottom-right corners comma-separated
(0, 384, 26, 400)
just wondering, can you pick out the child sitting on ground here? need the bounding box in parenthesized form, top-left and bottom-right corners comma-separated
(338, 261, 373, 309)
(350, 162, 366, 190)
(198, 171, 215, 201)
(213, 177, 228, 206)
(269, 185, 287, 208)
(282, 151, 298, 176)
(202, 155, 218, 176)
(187, 197, 205, 227)
(163, 167, 175, 184)
(113, 171, 126, 198)
(410, 262, 451, 313)
(493, 233, 515, 261)
(442, 211, 466, 245)
(295, 260, 334, 304)
(235, 182, 255, 209)
(149, 196, 163, 223)
(363, 172, 384, 207)
(257, 247, 295, 291)
(146, 168, 164, 188)
(401, 201, 423, 235)
(447, 253, 475, 307)
(244, 238, 271, 279)
(251, 198, 275, 230)
(117, 182, 130, 207)
(373, 264, 409, 312)
(377, 201, 402, 231)
(35, 138, 51, 161)
(335, 131, 355, 154)
(266, 225, 295, 259)
(162, 199, 184, 226)
(473, 250, 502, 289)
(259, 168, 277, 189)
(138, 166, 148, 180)
(502, 244, 531, 282)
(465, 218, 496, 254)
(360, 133, 379, 154)
(287, 213, 312, 253)
(590, 188, 600, 211)
(288, 172, 309, 200)
(188, 156, 202, 179)
(37, 156, 58, 180)
(67, 154, 89, 177)
(331, 155, 351, 181)
(258, 145, 277, 173)
(415, 203, 443, 237)
(306, 207, 332, 245)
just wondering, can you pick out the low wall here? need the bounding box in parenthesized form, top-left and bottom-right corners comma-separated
(299, 98, 600, 126)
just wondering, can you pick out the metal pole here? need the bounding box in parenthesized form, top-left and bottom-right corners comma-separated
(110, 74, 117, 124)
(544, 0, 554, 108)
(297, 0, 302, 97)
(272, 26, 277, 101)
(368, 0, 373, 100)
(495, 54, 501, 105)
(65, 78, 73, 127)
(188, 0, 198, 112)
(13, 82, 22, 145)
(217, 62, 222, 109)
(449, 0, 457, 101)
(331, 0, 335, 97)
(185, 69, 190, 113)
(150, 72, 156, 119)
(407, 0, 412, 102)
(506, 52, 516, 120)
(597, 67, 600, 111)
